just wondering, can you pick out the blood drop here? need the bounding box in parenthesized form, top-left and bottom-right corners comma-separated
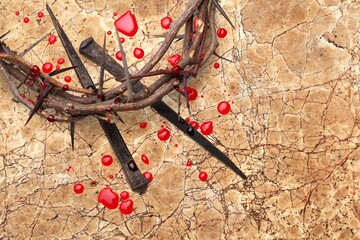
(119, 199, 134, 215)
(217, 101, 231, 115)
(114, 10, 138, 37)
(74, 183, 84, 194)
(200, 121, 213, 135)
(157, 128, 170, 141)
(101, 155, 113, 166)
(98, 187, 119, 209)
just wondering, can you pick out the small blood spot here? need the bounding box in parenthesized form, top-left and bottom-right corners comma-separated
(47, 115, 55, 122)
(57, 58, 65, 64)
(38, 12, 44, 18)
(62, 84, 69, 91)
(217, 28, 227, 38)
(107, 30, 112, 35)
(186, 161, 193, 167)
(115, 51, 123, 61)
(200, 121, 213, 135)
(74, 183, 84, 194)
(139, 121, 147, 128)
(143, 172, 153, 182)
(161, 16, 173, 29)
(15, 11, 20, 16)
(199, 172, 208, 181)
(101, 155, 113, 166)
(167, 53, 181, 66)
(42, 62, 53, 73)
(98, 187, 119, 209)
(64, 76, 72, 83)
(217, 101, 231, 115)
(189, 120, 199, 130)
(23, 17, 29, 23)
(134, 47, 144, 59)
(120, 191, 129, 200)
(214, 62, 220, 69)
(157, 128, 170, 141)
(119, 199, 134, 215)
(114, 10, 138, 37)
(141, 154, 149, 165)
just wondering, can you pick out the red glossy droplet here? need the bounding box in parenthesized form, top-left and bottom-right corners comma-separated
(47, 115, 55, 122)
(20, 93, 26, 98)
(64, 76, 72, 83)
(23, 17, 29, 23)
(56, 64, 61, 70)
(143, 172, 153, 182)
(42, 62, 53, 73)
(107, 30, 112, 35)
(15, 11, 20, 16)
(27, 99, 35, 105)
(98, 187, 119, 209)
(62, 84, 69, 91)
(217, 28, 227, 38)
(200, 121, 213, 135)
(102, 155, 113, 166)
(161, 16, 173, 29)
(119, 199, 134, 215)
(74, 183, 84, 194)
(57, 58, 65, 64)
(114, 97, 121, 104)
(186, 161, 193, 167)
(120, 191, 129, 200)
(189, 120, 199, 130)
(141, 154, 149, 165)
(66, 166, 72, 172)
(193, 17, 198, 30)
(114, 10, 138, 37)
(133, 47, 144, 59)
(48, 34, 57, 44)
(115, 51, 122, 61)
(157, 128, 170, 141)
(217, 101, 231, 115)
(181, 86, 198, 101)
(38, 12, 44, 18)
(109, 174, 114, 179)
(139, 121, 147, 128)
(113, 12, 118, 17)
(199, 171, 208, 181)
(214, 62, 220, 69)
(167, 54, 181, 66)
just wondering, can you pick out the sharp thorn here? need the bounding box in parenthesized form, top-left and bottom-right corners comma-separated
(0, 30, 10, 40)
(213, 51, 233, 63)
(98, 32, 106, 95)
(113, 112, 125, 124)
(19, 33, 49, 57)
(49, 65, 78, 76)
(212, 0, 235, 29)
(70, 122, 75, 150)
(25, 84, 54, 126)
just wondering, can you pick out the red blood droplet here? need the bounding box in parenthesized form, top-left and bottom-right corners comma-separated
(66, 166, 72, 172)
(157, 128, 170, 141)
(161, 16, 173, 29)
(185, 117, 190, 122)
(15, 11, 20, 16)
(64, 76, 72, 83)
(102, 155, 113, 166)
(193, 17, 198, 30)
(199, 171, 208, 181)
(42, 62, 53, 73)
(27, 99, 35, 105)
(139, 121, 147, 128)
(20, 93, 26, 98)
(181, 86, 198, 101)
(189, 120, 199, 130)
(186, 161, 193, 167)
(214, 62, 220, 69)
(141, 154, 149, 165)
(48, 34, 57, 44)
(23, 17, 29, 23)
(114, 10, 138, 37)
(115, 51, 123, 61)
(133, 47, 144, 59)
(167, 54, 181, 66)
(74, 183, 84, 194)
(57, 58, 65, 65)
(217, 101, 231, 115)
(113, 12, 118, 17)
(143, 172, 153, 182)
(119, 199, 134, 215)
(47, 115, 55, 122)
(56, 64, 60, 70)
(113, 97, 121, 104)
(217, 28, 227, 38)
(120, 37, 125, 43)
(200, 121, 213, 135)
(38, 12, 44, 18)
(120, 191, 129, 200)
(109, 174, 114, 179)
(107, 30, 112, 35)
(98, 187, 119, 209)
(62, 84, 69, 91)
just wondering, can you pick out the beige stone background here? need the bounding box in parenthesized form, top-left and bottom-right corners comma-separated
(1, 0, 360, 239)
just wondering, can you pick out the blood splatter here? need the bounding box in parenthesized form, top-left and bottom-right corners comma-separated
(143, 172, 153, 182)
(119, 199, 134, 215)
(141, 154, 149, 165)
(217, 28, 227, 38)
(98, 187, 119, 209)
(157, 128, 170, 141)
(113, 12, 118, 17)
(189, 120, 199, 130)
(42, 62, 53, 73)
(217, 101, 231, 115)
(161, 16, 173, 29)
(186, 161, 192, 167)
(120, 191, 129, 200)
(15, 11, 20, 16)
(38, 12, 44, 18)
(139, 121, 147, 128)
(23, 17, 29, 23)
(101, 155, 113, 166)
(214, 62, 220, 69)
(62, 84, 69, 91)
(107, 30, 112, 35)
(64, 76, 72, 83)
(199, 172, 208, 181)
(47, 115, 55, 122)
(134, 47, 144, 59)
(48, 34, 57, 45)
(181, 86, 198, 101)
(115, 51, 123, 61)
(74, 183, 84, 194)
(168, 54, 181, 66)
(200, 121, 213, 135)
(57, 58, 65, 64)
(66, 166, 71, 172)
(114, 10, 138, 37)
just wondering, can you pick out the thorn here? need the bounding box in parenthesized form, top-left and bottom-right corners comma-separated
(213, 51, 233, 63)
(98, 32, 106, 95)
(113, 112, 125, 124)
(182, 75, 191, 116)
(212, 0, 235, 29)
(17, 76, 29, 88)
(115, 29, 133, 102)
(25, 84, 54, 126)
(70, 122, 75, 150)
(49, 65, 78, 76)
(0, 30, 10, 40)
(19, 33, 49, 57)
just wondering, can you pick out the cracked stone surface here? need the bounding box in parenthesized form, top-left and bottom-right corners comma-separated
(1, 0, 360, 239)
